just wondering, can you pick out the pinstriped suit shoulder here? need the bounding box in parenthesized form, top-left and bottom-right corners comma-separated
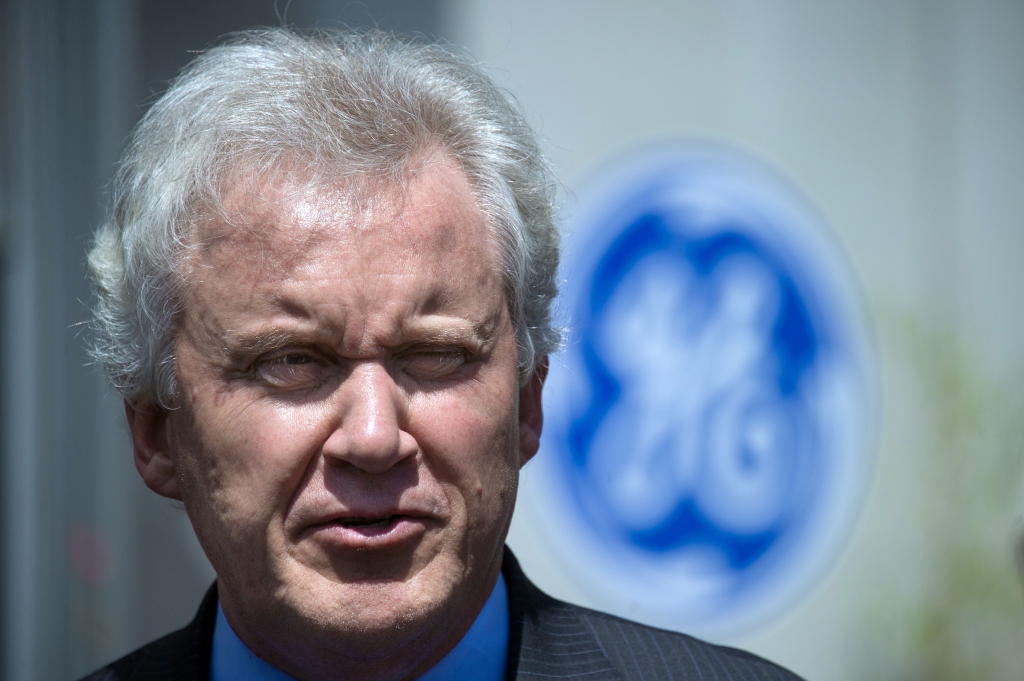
(78, 550, 803, 681)
(503, 551, 804, 681)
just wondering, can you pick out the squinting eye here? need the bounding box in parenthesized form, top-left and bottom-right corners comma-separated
(254, 353, 329, 389)
(398, 351, 467, 379)
(277, 354, 312, 365)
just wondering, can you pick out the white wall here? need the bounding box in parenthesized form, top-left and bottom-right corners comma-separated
(445, 1, 1024, 679)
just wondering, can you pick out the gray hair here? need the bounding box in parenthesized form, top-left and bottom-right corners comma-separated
(88, 28, 561, 407)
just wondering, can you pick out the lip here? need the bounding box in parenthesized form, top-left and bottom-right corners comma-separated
(303, 513, 433, 550)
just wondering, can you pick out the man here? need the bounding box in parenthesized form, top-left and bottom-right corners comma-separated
(83, 28, 802, 681)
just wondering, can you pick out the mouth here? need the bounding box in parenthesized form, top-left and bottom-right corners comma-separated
(306, 513, 429, 549)
(333, 515, 401, 529)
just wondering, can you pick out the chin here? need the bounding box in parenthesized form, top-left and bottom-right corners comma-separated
(280, 560, 461, 652)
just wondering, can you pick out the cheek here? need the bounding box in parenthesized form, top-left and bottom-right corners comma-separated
(409, 383, 520, 526)
(175, 394, 329, 538)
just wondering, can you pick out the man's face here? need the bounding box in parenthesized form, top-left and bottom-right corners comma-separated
(128, 155, 544, 678)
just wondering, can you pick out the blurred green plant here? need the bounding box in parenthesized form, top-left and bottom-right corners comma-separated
(861, 312, 1024, 680)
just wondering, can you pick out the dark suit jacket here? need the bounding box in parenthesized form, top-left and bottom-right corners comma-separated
(81, 550, 803, 680)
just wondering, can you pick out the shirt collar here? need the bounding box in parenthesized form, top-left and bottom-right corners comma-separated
(211, 573, 509, 681)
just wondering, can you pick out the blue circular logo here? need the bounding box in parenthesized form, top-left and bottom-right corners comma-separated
(511, 143, 876, 636)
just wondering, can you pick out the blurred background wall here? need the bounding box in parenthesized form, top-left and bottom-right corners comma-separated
(1, 1, 1022, 679)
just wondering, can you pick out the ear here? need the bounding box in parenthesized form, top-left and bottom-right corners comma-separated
(125, 399, 182, 500)
(518, 357, 548, 468)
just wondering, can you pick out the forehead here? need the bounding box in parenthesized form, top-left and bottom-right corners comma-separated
(174, 156, 508, 355)
(187, 155, 497, 280)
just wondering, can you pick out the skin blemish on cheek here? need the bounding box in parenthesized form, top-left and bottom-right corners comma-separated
(208, 383, 235, 409)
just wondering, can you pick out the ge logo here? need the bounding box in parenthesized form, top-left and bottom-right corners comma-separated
(510, 144, 876, 637)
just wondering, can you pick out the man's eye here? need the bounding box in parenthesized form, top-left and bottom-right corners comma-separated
(277, 353, 313, 365)
(254, 353, 328, 388)
(398, 351, 467, 379)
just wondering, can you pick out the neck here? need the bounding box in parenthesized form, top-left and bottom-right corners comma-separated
(219, 566, 503, 681)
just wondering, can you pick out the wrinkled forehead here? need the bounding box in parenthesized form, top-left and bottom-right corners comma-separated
(182, 152, 496, 278)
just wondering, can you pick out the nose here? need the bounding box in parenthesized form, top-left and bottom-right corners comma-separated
(322, 361, 416, 474)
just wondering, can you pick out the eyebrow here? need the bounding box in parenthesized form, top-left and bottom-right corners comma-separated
(226, 313, 500, 358)
(229, 329, 316, 357)
(400, 317, 494, 348)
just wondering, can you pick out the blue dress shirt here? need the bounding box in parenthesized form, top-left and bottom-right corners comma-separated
(211, 574, 509, 681)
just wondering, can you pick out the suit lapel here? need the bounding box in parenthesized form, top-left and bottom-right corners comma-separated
(502, 549, 623, 681)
